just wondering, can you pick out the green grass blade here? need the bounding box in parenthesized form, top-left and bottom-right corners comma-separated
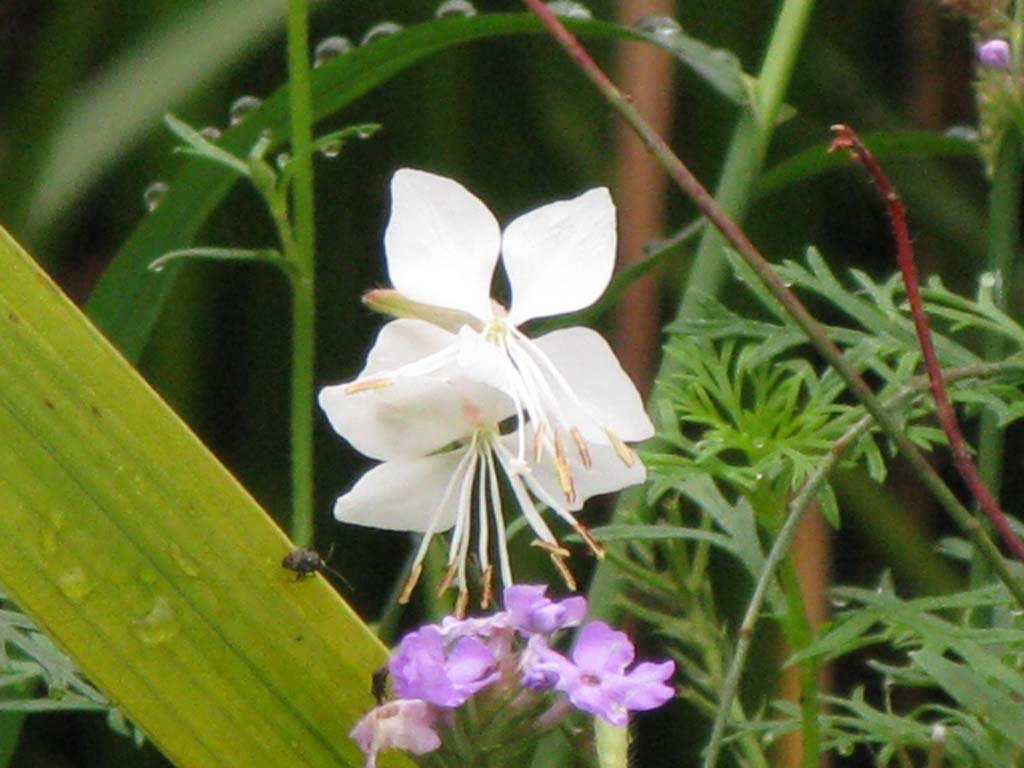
(85, 13, 748, 361)
(24, 0, 315, 235)
(0, 225, 392, 767)
(755, 130, 978, 199)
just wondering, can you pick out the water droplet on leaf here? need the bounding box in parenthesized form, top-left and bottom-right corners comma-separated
(143, 182, 168, 213)
(633, 15, 682, 38)
(132, 596, 180, 645)
(435, 0, 477, 18)
(276, 152, 291, 171)
(58, 567, 96, 602)
(545, 1, 592, 19)
(228, 95, 262, 126)
(170, 543, 200, 578)
(320, 140, 342, 159)
(361, 21, 403, 46)
(944, 124, 979, 142)
(313, 36, 353, 68)
(199, 126, 222, 141)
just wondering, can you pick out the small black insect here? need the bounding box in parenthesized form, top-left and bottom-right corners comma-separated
(371, 666, 390, 705)
(281, 543, 351, 588)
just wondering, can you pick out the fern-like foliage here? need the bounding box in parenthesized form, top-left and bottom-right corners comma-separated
(610, 248, 1024, 765)
(747, 570, 1024, 765)
(0, 591, 141, 743)
(648, 246, 1024, 526)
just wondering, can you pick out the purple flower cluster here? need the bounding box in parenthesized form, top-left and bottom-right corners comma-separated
(350, 585, 675, 767)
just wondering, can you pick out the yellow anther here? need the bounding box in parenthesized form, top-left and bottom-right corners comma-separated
(607, 430, 636, 467)
(399, 563, 423, 605)
(570, 427, 592, 469)
(554, 431, 577, 504)
(344, 378, 394, 394)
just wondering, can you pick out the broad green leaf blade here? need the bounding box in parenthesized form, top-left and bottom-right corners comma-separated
(86, 13, 753, 361)
(0, 226, 391, 768)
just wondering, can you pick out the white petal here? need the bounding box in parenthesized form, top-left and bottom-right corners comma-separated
(533, 327, 654, 441)
(333, 452, 465, 532)
(319, 376, 475, 461)
(511, 432, 646, 512)
(359, 319, 457, 378)
(385, 169, 500, 320)
(504, 187, 616, 324)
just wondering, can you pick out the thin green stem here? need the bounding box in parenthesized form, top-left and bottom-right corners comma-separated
(978, 131, 1021, 505)
(286, 0, 316, 546)
(585, 0, 815, 623)
(523, 0, 1024, 608)
(678, 0, 815, 320)
(777, 555, 820, 768)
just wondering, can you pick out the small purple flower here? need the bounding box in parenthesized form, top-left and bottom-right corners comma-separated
(979, 39, 1011, 69)
(389, 624, 501, 707)
(528, 621, 675, 727)
(504, 584, 588, 636)
(350, 699, 443, 768)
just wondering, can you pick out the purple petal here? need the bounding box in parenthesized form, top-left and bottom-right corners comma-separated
(572, 622, 635, 673)
(521, 635, 578, 691)
(446, 636, 500, 695)
(350, 699, 443, 768)
(504, 584, 589, 635)
(620, 661, 676, 710)
(567, 682, 628, 727)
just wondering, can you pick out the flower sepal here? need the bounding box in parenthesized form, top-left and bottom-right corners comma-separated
(363, 288, 484, 334)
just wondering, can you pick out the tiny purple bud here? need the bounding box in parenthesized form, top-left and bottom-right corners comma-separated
(979, 39, 1011, 69)
(504, 584, 588, 636)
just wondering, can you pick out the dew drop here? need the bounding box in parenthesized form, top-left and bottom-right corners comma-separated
(276, 152, 291, 171)
(434, 0, 477, 18)
(361, 21, 403, 46)
(143, 182, 168, 213)
(228, 95, 262, 126)
(320, 140, 342, 159)
(170, 543, 200, 578)
(944, 124, 979, 142)
(633, 15, 682, 38)
(58, 567, 96, 602)
(198, 126, 222, 141)
(312, 35, 353, 68)
(132, 596, 180, 645)
(545, 1, 592, 19)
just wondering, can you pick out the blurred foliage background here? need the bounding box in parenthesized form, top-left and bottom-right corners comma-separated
(0, 0, 1005, 765)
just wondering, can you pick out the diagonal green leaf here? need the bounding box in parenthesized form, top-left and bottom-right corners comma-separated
(754, 131, 978, 199)
(0, 225, 393, 767)
(85, 12, 756, 361)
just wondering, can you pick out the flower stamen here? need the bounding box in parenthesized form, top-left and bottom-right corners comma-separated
(607, 430, 636, 467)
(345, 378, 394, 394)
(570, 427, 592, 469)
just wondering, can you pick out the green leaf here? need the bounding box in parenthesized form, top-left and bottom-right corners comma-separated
(755, 131, 978, 199)
(912, 649, 1024, 750)
(148, 247, 290, 275)
(85, 12, 758, 361)
(26, 0, 316, 234)
(0, 226, 392, 767)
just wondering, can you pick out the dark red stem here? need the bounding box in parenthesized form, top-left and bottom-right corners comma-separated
(830, 124, 1024, 562)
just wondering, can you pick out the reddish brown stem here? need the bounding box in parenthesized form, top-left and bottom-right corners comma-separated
(829, 123, 1024, 562)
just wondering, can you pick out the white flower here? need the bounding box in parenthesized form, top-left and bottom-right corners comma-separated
(345, 168, 654, 502)
(319, 320, 644, 608)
